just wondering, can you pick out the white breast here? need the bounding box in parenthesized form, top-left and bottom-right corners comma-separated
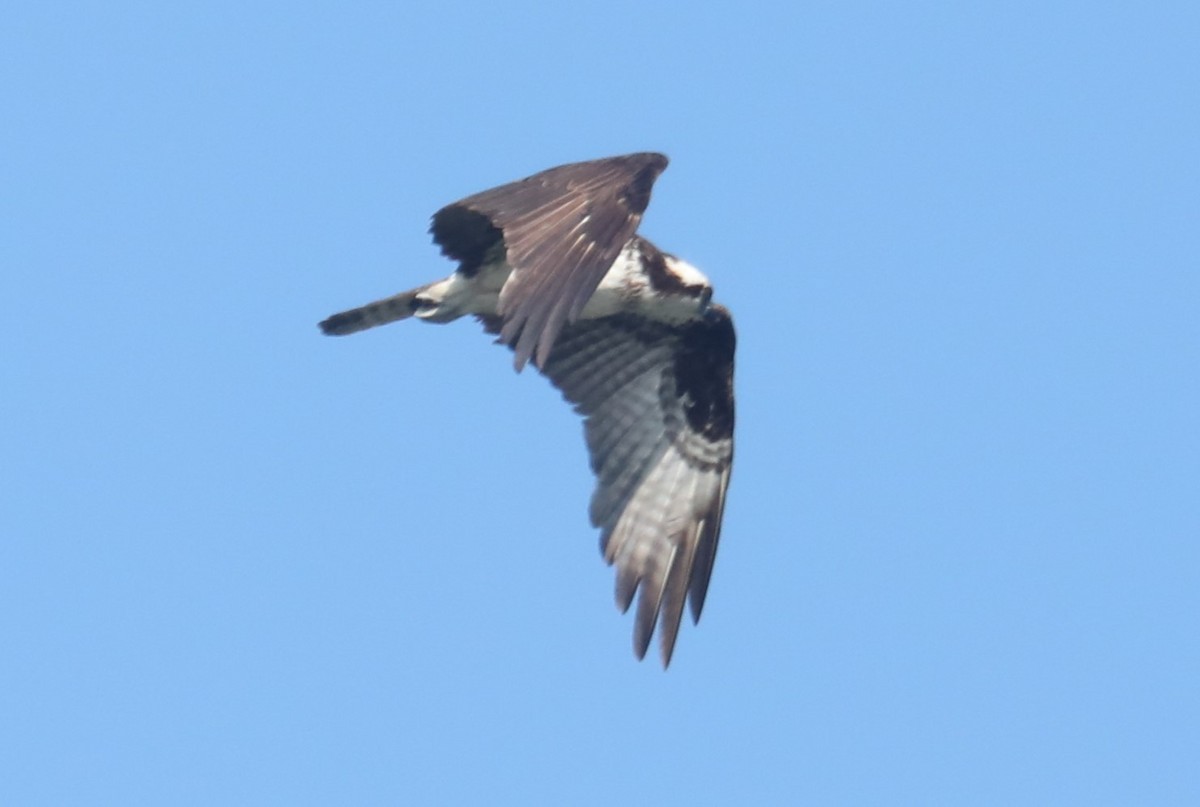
(579, 245, 650, 319)
(581, 242, 713, 323)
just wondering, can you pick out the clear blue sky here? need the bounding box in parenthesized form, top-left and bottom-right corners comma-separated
(3, 3, 1197, 804)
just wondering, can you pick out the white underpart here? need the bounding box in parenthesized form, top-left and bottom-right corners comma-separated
(414, 238, 712, 324)
(414, 260, 510, 321)
(581, 242, 712, 323)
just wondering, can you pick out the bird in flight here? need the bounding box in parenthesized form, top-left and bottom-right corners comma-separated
(319, 153, 735, 666)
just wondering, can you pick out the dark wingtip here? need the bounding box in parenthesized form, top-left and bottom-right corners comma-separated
(628, 151, 669, 172)
(622, 153, 670, 215)
(633, 629, 653, 662)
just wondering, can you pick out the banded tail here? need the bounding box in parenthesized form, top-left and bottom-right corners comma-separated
(318, 285, 430, 336)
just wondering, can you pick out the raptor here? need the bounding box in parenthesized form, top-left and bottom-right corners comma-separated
(320, 153, 735, 666)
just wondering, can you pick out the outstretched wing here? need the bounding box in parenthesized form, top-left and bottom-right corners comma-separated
(435, 153, 669, 370)
(520, 306, 735, 666)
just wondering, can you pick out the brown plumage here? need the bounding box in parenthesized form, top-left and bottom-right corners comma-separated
(431, 153, 668, 369)
(320, 154, 734, 666)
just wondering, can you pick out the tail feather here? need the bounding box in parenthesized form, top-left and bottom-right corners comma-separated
(318, 286, 429, 336)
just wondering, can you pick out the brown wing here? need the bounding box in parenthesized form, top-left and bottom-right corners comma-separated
(515, 306, 735, 666)
(435, 153, 669, 370)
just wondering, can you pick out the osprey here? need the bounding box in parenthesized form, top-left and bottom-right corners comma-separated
(320, 153, 735, 666)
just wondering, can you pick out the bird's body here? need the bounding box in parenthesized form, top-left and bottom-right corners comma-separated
(321, 234, 713, 333)
(320, 153, 735, 666)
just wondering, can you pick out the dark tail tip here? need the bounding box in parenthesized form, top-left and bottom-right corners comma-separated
(318, 310, 364, 336)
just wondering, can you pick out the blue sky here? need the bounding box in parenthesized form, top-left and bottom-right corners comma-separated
(3, 2, 1198, 804)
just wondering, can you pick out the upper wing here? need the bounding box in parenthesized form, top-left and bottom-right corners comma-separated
(434, 153, 669, 371)
(532, 306, 735, 666)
